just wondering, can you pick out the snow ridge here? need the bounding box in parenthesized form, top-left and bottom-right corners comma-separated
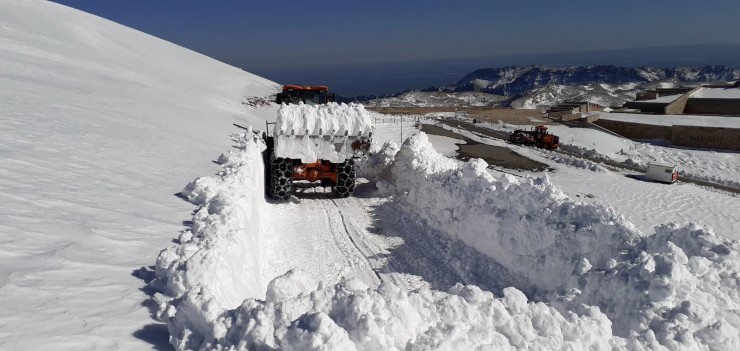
(382, 133, 643, 293)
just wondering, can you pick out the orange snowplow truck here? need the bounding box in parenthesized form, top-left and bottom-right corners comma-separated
(508, 125, 559, 150)
(263, 85, 371, 201)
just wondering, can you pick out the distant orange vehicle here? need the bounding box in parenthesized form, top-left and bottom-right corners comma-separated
(508, 126, 559, 150)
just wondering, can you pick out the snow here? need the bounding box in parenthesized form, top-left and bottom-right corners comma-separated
(599, 112, 740, 129)
(152, 131, 267, 309)
(155, 129, 740, 350)
(274, 102, 373, 163)
(166, 273, 620, 350)
(691, 87, 740, 99)
(0, 1, 277, 349)
(5, 1, 740, 350)
(381, 134, 740, 348)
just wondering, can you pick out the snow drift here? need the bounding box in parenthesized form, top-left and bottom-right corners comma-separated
(156, 131, 740, 350)
(274, 103, 373, 163)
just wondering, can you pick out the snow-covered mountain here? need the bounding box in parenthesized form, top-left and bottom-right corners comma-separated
(449, 65, 737, 95)
(363, 90, 507, 108)
(367, 65, 740, 109)
(0, 1, 277, 349)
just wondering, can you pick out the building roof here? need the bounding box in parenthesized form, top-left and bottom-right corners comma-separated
(598, 112, 740, 129)
(634, 94, 682, 104)
(690, 87, 740, 99)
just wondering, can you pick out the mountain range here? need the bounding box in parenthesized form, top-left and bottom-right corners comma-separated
(360, 65, 740, 109)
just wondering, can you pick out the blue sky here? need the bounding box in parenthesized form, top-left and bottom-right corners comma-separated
(51, 0, 740, 94)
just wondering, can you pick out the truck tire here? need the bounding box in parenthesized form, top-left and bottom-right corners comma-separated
(332, 160, 356, 198)
(270, 153, 293, 201)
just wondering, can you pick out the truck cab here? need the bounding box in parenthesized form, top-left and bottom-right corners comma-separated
(645, 163, 679, 184)
(275, 85, 336, 105)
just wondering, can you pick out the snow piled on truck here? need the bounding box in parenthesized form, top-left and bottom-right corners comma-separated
(274, 102, 373, 163)
(154, 131, 740, 350)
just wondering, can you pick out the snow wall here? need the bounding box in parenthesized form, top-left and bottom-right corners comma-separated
(151, 130, 267, 318)
(377, 133, 740, 350)
(153, 131, 740, 350)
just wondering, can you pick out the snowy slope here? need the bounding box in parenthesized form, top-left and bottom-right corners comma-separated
(152, 126, 740, 350)
(0, 1, 278, 349)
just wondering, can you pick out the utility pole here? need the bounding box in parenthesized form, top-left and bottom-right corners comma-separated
(400, 115, 403, 144)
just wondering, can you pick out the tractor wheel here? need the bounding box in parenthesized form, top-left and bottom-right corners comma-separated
(332, 159, 356, 198)
(270, 153, 293, 201)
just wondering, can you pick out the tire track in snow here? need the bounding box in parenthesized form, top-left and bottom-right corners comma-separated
(262, 187, 383, 288)
(328, 199, 383, 285)
(265, 185, 523, 294)
(318, 197, 381, 286)
(329, 197, 419, 290)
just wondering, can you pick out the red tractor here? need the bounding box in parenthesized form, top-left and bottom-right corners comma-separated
(263, 85, 372, 200)
(508, 126, 559, 150)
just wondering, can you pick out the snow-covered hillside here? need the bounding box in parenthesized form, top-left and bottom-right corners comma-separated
(0, 1, 277, 349)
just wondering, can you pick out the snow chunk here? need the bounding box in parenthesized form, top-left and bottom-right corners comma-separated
(356, 140, 399, 182)
(266, 270, 319, 304)
(278, 313, 357, 351)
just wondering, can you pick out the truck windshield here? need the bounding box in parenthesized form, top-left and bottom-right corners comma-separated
(284, 90, 328, 105)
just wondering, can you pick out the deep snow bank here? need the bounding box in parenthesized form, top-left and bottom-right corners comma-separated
(155, 131, 739, 350)
(378, 133, 642, 293)
(153, 134, 625, 350)
(152, 130, 267, 311)
(274, 103, 373, 163)
(376, 133, 740, 349)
